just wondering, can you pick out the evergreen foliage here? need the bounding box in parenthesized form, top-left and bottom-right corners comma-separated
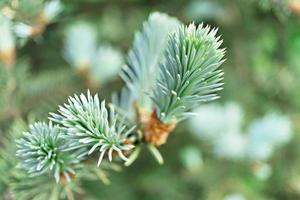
(1, 0, 297, 199)
(151, 23, 225, 122)
(14, 11, 225, 188)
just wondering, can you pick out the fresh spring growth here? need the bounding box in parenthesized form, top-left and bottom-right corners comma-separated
(152, 23, 225, 123)
(189, 102, 243, 140)
(64, 22, 97, 70)
(90, 45, 124, 84)
(121, 12, 180, 111)
(118, 13, 225, 147)
(246, 113, 292, 160)
(115, 12, 180, 132)
(16, 12, 227, 184)
(16, 122, 80, 183)
(189, 103, 293, 161)
(41, 0, 63, 23)
(49, 91, 135, 166)
(0, 14, 15, 65)
(14, 0, 63, 38)
(188, 102, 246, 160)
(14, 23, 35, 38)
(64, 23, 122, 84)
(213, 129, 246, 160)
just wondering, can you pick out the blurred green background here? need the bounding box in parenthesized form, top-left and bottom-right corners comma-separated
(1, 0, 300, 199)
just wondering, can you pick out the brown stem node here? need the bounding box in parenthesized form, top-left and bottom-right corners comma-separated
(142, 110, 176, 146)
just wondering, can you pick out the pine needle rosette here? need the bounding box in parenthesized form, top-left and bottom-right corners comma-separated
(152, 23, 225, 123)
(16, 122, 80, 183)
(49, 91, 136, 166)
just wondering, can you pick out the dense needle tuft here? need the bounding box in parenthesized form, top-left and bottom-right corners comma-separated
(151, 23, 225, 122)
(49, 91, 135, 166)
(16, 122, 79, 183)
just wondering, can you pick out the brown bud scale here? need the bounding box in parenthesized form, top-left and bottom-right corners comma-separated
(142, 110, 176, 146)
